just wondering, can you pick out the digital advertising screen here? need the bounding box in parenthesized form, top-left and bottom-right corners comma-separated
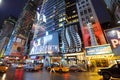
(30, 32, 59, 55)
(81, 21, 106, 47)
(104, 27, 120, 55)
(85, 44, 112, 55)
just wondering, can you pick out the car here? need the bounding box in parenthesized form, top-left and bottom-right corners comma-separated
(48, 64, 69, 72)
(24, 64, 41, 71)
(69, 65, 86, 72)
(0, 64, 8, 72)
(98, 64, 120, 80)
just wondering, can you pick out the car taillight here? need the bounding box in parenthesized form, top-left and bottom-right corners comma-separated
(5, 67, 8, 69)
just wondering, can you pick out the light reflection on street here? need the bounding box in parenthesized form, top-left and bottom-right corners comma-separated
(1, 68, 120, 80)
(1, 73, 6, 80)
(63, 73, 69, 80)
(14, 69, 23, 80)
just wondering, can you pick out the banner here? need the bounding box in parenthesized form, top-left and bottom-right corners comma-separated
(81, 21, 106, 47)
(104, 27, 120, 55)
(85, 44, 112, 55)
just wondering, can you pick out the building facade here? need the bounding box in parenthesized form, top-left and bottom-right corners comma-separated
(76, 0, 114, 67)
(0, 17, 16, 58)
(5, 0, 40, 58)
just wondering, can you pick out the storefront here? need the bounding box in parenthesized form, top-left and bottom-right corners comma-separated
(86, 54, 114, 67)
(63, 52, 85, 66)
(85, 44, 114, 67)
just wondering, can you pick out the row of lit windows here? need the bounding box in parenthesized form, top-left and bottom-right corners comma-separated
(67, 14, 78, 19)
(59, 13, 65, 17)
(66, 3, 75, 8)
(67, 19, 78, 24)
(59, 17, 65, 22)
(59, 23, 64, 27)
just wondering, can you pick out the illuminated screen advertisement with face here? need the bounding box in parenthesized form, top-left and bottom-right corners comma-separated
(104, 27, 120, 55)
(30, 32, 59, 55)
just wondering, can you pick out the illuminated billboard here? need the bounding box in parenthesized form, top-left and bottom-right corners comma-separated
(30, 32, 59, 55)
(104, 27, 120, 55)
(81, 21, 106, 47)
(10, 42, 24, 57)
(85, 44, 112, 55)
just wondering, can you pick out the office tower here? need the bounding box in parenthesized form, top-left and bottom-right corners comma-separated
(5, 0, 40, 56)
(61, 0, 82, 53)
(33, 0, 66, 39)
(76, 0, 109, 47)
(0, 17, 16, 57)
(104, 0, 120, 25)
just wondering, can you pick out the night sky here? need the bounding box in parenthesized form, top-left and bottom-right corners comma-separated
(0, 0, 28, 26)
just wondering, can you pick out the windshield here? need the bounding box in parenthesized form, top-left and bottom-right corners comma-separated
(108, 64, 116, 68)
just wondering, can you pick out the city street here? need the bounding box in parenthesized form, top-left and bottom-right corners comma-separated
(0, 67, 119, 80)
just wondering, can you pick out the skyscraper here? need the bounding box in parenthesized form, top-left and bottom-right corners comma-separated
(0, 17, 16, 57)
(61, 0, 82, 53)
(5, 0, 40, 56)
(76, 0, 108, 47)
(104, 0, 120, 25)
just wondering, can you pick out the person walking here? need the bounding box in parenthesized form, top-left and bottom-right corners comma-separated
(50, 66, 56, 73)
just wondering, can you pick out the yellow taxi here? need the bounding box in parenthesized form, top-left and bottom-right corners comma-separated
(0, 64, 8, 72)
(52, 65, 69, 72)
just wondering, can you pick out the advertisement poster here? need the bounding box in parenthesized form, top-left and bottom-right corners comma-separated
(104, 27, 120, 55)
(30, 32, 59, 55)
(81, 21, 106, 47)
(10, 42, 24, 56)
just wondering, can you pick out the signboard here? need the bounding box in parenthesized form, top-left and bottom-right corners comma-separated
(30, 32, 59, 55)
(85, 44, 112, 55)
(10, 42, 24, 57)
(104, 27, 120, 55)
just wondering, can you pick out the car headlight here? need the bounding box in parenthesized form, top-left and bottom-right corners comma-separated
(5, 67, 8, 70)
(98, 69, 101, 71)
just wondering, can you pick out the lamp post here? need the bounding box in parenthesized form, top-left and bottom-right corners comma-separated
(0, 0, 2, 5)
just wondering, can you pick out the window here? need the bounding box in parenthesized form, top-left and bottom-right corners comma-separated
(82, 18, 85, 21)
(79, 7, 82, 9)
(86, 3, 89, 6)
(84, 10, 87, 14)
(80, 11, 83, 16)
(83, 5, 85, 8)
(81, 1, 85, 4)
(86, 16, 89, 21)
(88, 8, 92, 13)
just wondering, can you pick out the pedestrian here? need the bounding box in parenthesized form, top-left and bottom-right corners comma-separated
(50, 67, 56, 73)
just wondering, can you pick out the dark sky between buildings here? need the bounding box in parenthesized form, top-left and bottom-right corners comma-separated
(0, 0, 28, 27)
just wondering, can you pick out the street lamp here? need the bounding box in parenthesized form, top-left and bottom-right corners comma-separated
(0, 0, 2, 7)
(0, 0, 2, 4)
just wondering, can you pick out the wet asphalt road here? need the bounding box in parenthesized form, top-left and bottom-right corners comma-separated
(0, 67, 119, 80)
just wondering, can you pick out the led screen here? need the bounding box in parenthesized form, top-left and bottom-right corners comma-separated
(104, 27, 120, 55)
(85, 44, 112, 55)
(30, 32, 59, 55)
(80, 21, 106, 47)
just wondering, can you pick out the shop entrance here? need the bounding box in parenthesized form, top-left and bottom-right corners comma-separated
(91, 59, 109, 67)
(66, 56, 77, 66)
